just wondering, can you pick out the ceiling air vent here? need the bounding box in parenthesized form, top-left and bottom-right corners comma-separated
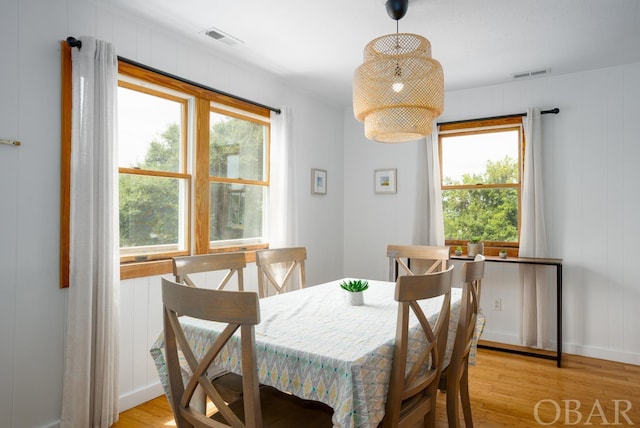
(512, 68, 551, 80)
(202, 27, 243, 46)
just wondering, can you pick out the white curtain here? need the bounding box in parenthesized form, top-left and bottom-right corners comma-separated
(61, 37, 120, 428)
(519, 108, 550, 349)
(413, 125, 445, 246)
(268, 106, 297, 247)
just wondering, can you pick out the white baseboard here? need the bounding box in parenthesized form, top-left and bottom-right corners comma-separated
(119, 382, 165, 412)
(480, 331, 519, 345)
(481, 332, 558, 350)
(480, 333, 640, 365)
(563, 343, 640, 365)
(34, 384, 164, 428)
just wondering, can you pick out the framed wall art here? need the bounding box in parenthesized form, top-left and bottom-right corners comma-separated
(374, 168, 397, 194)
(311, 168, 327, 194)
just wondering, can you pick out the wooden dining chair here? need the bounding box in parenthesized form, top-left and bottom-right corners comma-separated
(387, 244, 451, 281)
(172, 252, 247, 403)
(438, 254, 485, 428)
(173, 252, 246, 291)
(381, 265, 454, 428)
(471, 254, 485, 301)
(162, 277, 334, 428)
(255, 247, 306, 298)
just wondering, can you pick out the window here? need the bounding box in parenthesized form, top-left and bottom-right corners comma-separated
(115, 64, 271, 279)
(208, 108, 269, 248)
(60, 41, 271, 285)
(118, 81, 191, 263)
(439, 117, 523, 253)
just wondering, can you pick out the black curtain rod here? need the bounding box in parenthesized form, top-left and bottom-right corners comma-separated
(66, 37, 281, 115)
(437, 108, 559, 126)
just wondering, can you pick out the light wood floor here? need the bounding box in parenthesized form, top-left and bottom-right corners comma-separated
(113, 348, 640, 427)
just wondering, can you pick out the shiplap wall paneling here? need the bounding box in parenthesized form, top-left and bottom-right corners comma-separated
(0, 0, 19, 426)
(621, 64, 640, 356)
(602, 67, 625, 353)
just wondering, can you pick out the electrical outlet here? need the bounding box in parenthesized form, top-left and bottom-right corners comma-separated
(493, 298, 502, 311)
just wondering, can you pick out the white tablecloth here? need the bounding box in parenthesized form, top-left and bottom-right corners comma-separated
(150, 278, 485, 428)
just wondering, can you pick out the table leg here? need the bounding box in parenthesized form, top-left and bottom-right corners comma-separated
(557, 264, 562, 368)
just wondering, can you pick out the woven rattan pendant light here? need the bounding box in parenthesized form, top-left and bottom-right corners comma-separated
(353, 0, 444, 143)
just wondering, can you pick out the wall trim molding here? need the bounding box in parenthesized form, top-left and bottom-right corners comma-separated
(119, 382, 165, 412)
(479, 333, 640, 366)
(563, 343, 640, 366)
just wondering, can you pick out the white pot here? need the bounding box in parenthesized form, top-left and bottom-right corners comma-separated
(345, 291, 364, 306)
(467, 243, 484, 257)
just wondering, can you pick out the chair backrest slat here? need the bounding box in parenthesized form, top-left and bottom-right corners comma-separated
(387, 244, 451, 281)
(452, 255, 485, 369)
(172, 252, 246, 291)
(255, 247, 306, 298)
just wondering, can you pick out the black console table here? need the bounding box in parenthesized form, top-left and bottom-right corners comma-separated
(452, 255, 563, 367)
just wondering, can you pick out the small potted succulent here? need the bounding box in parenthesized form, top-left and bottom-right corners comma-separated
(455, 246, 463, 256)
(340, 279, 369, 306)
(499, 249, 507, 259)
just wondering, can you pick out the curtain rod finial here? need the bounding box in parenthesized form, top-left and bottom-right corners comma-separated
(66, 37, 82, 49)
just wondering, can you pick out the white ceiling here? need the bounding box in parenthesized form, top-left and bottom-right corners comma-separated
(95, 0, 640, 107)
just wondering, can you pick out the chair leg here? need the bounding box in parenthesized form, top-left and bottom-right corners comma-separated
(460, 364, 474, 428)
(424, 396, 437, 428)
(446, 379, 461, 428)
(417, 385, 438, 428)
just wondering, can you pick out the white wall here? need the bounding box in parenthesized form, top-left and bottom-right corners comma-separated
(1, 1, 69, 427)
(344, 63, 640, 366)
(0, 0, 344, 426)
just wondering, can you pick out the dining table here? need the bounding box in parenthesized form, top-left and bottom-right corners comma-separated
(150, 277, 485, 428)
